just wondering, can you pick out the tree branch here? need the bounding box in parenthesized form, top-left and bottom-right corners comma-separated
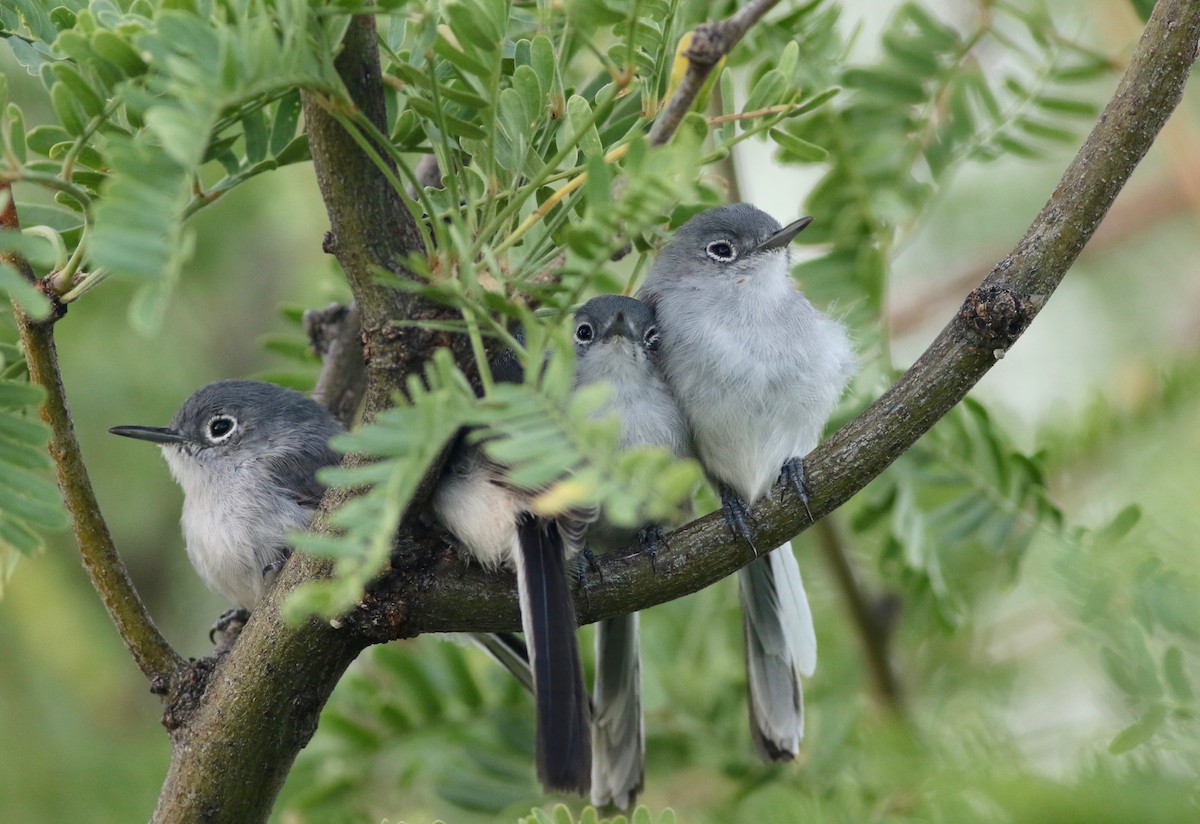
(305, 301, 366, 428)
(150, 604, 364, 823)
(814, 517, 904, 712)
(648, 0, 783, 146)
(372, 0, 1200, 635)
(147, 16, 464, 820)
(300, 16, 475, 420)
(2, 184, 184, 687)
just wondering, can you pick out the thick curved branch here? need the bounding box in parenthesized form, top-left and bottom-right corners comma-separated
(382, 0, 1200, 634)
(148, 18, 459, 821)
(648, 0, 782, 146)
(2, 185, 184, 686)
(149, 603, 363, 822)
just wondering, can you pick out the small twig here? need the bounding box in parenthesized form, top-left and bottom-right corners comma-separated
(706, 104, 794, 126)
(1, 183, 184, 686)
(648, 0, 784, 146)
(305, 302, 366, 428)
(710, 80, 743, 202)
(814, 517, 904, 712)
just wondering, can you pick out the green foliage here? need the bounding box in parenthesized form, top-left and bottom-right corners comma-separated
(0, 345, 65, 593)
(851, 397, 1064, 629)
(784, 0, 1109, 336)
(1, 0, 338, 328)
(287, 349, 476, 618)
(254, 304, 323, 391)
(290, 324, 702, 617)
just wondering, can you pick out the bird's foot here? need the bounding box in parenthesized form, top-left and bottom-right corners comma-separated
(780, 456, 813, 521)
(581, 546, 602, 578)
(719, 484, 758, 555)
(209, 608, 250, 646)
(638, 526, 667, 572)
(262, 559, 285, 585)
(574, 547, 602, 609)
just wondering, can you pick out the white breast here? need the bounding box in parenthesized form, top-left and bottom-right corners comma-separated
(431, 452, 521, 571)
(164, 448, 307, 609)
(654, 265, 854, 504)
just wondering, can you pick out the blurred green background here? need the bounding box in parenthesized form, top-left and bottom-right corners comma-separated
(3, 0, 1200, 822)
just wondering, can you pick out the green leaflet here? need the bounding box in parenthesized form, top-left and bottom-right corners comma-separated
(0, 379, 65, 588)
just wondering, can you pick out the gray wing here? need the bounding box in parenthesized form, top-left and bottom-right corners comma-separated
(267, 440, 341, 510)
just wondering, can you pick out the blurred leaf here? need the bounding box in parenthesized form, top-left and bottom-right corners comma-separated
(1108, 703, 1168, 754)
(565, 95, 603, 159)
(1097, 504, 1141, 543)
(742, 69, 790, 116)
(0, 262, 52, 320)
(770, 128, 828, 162)
(1162, 646, 1193, 702)
(0, 377, 64, 568)
(1127, 0, 1155, 22)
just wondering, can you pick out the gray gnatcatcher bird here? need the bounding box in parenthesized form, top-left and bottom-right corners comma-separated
(571, 294, 691, 810)
(110, 380, 344, 635)
(110, 379, 537, 696)
(638, 203, 855, 760)
(431, 358, 594, 795)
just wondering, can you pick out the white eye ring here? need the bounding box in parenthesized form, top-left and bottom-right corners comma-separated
(643, 326, 660, 350)
(705, 240, 737, 262)
(575, 322, 595, 345)
(205, 415, 237, 443)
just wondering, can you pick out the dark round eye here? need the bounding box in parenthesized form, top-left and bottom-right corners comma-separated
(705, 240, 736, 262)
(574, 322, 595, 345)
(206, 415, 237, 442)
(643, 325, 660, 350)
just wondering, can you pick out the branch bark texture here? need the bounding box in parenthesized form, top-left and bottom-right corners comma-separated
(300, 15, 474, 418)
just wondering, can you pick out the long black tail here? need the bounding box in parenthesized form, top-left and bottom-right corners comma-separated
(514, 512, 592, 794)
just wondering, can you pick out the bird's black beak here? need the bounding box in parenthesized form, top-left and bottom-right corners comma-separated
(109, 425, 186, 445)
(602, 310, 639, 342)
(752, 216, 814, 254)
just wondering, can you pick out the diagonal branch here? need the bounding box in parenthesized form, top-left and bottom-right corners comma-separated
(815, 517, 904, 711)
(389, 0, 1200, 634)
(648, 0, 783, 146)
(2, 184, 184, 687)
